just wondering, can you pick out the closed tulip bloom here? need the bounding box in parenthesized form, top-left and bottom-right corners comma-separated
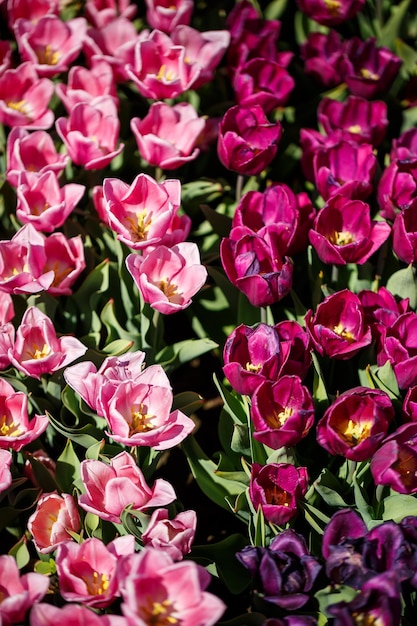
(316, 387, 394, 461)
(233, 58, 295, 112)
(141, 508, 197, 561)
(126, 242, 207, 314)
(392, 199, 417, 264)
(217, 104, 282, 176)
(145, 0, 193, 33)
(249, 463, 308, 526)
(296, 0, 365, 26)
(43, 233, 85, 295)
(0, 450, 12, 493)
(305, 289, 372, 360)
(28, 492, 81, 554)
(0, 554, 49, 625)
(318, 96, 388, 147)
(78, 451, 176, 523)
(377, 312, 417, 389)
(391, 127, 417, 168)
(130, 102, 205, 170)
(371, 422, 417, 494)
(251, 376, 315, 449)
(301, 30, 344, 88)
(85, 0, 137, 28)
(309, 195, 391, 265)
(55, 59, 118, 113)
(377, 161, 417, 222)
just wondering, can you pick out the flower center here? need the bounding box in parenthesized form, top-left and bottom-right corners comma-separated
(348, 124, 362, 134)
(324, 0, 341, 15)
(156, 65, 176, 82)
(0, 414, 22, 437)
(267, 406, 294, 428)
(126, 211, 152, 242)
(360, 68, 379, 81)
(245, 362, 261, 373)
(392, 449, 417, 489)
(130, 403, 154, 434)
(36, 45, 61, 66)
(265, 484, 291, 507)
(332, 324, 355, 342)
(141, 597, 179, 625)
(82, 571, 110, 596)
(6, 99, 29, 115)
(338, 418, 372, 445)
(27, 343, 51, 360)
(352, 611, 384, 626)
(329, 230, 355, 246)
(158, 279, 178, 300)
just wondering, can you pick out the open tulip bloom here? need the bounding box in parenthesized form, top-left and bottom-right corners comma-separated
(2, 2, 417, 624)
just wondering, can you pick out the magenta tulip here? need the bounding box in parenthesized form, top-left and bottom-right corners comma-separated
(296, 0, 365, 26)
(141, 508, 197, 561)
(318, 96, 388, 147)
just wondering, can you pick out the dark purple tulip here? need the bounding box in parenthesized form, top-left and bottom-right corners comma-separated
(305, 289, 372, 360)
(296, 0, 365, 26)
(264, 619, 317, 626)
(251, 375, 315, 449)
(322, 509, 367, 560)
(377, 161, 417, 221)
(301, 30, 345, 88)
(316, 386, 394, 461)
(309, 194, 391, 265)
(249, 463, 308, 526)
(313, 138, 376, 201)
(392, 199, 417, 264)
(340, 37, 402, 99)
(236, 529, 321, 610)
(233, 58, 295, 112)
(371, 422, 417, 494)
(400, 516, 417, 588)
(220, 228, 293, 307)
(377, 311, 417, 389)
(217, 104, 282, 176)
(317, 95, 388, 147)
(231, 184, 315, 256)
(327, 572, 401, 626)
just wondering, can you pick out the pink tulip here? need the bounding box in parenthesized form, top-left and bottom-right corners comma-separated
(0, 61, 54, 129)
(27, 492, 81, 554)
(0, 449, 12, 493)
(142, 508, 197, 561)
(6, 127, 69, 188)
(63, 349, 146, 415)
(15, 15, 87, 77)
(102, 174, 190, 250)
(55, 97, 124, 170)
(85, 0, 137, 28)
(55, 536, 135, 608)
(43, 233, 86, 295)
(130, 102, 205, 170)
(0, 224, 54, 294)
(0, 296, 15, 370)
(16, 170, 85, 232)
(145, 0, 193, 33)
(99, 364, 195, 449)
(0, 40, 12, 76)
(9, 306, 87, 379)
(78, 450, 176, 523)
(55, 60, 118, 113)
(118, 547, 225, 626)
(31, 603, 127, 626)
(0, 555, 49, 625)
(7, 0, 59, 29)
(126, 242, 208, 314)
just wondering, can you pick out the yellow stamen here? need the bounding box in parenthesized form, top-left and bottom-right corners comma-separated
(158, 279, 178, 299)
(126, 211, 152, 242)
(82, 571, 110, 596)
(348, 124, 362, 134)
(332, 324, 355, 342)
(156, 64, 176, 82)
(324, 0, 341, 15)
(0, 414, 22, 437)
(337, 418, 372, 445)
(130, 403, 154, 435)
(141, 597, 178, 625)
(351, 611, 384, 626)
(360, 68, 379, 81)
(28, 343, 51, 360)
(267, 406, 294, 429)
(329, 230, 355, 246)
(36, 45, 61, 66)
(265, 484, 291, 507)
(6, 100, 29, 115)
(245, 362, 261, 373)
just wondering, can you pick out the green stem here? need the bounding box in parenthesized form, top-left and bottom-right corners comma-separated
(260, 306, 267, 324)
(235, 174, 244, 203)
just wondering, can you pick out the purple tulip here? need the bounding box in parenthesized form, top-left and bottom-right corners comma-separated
(217, 104, 282, 176)
(340, 37, 402, 99)
(233, 58, 295, 113)
(377, 161, 417, 222)
(317, 95, 388, 147)
(391, 127, 417, 171)
(296, 0, 365, 26)
(313, 138, 377, 201)
(392, 199, 417, 264)
(300, 30, 344, 88)
(322, 509, 367, 560)
(249, 463, 308, 526)
(377, 311, 417, 389)
(236, 529, 321, 610)
(316, 386, 394, 461)
(220, 228, 293, 307)
(327, 572, 401, 626)
(251, 375, 315, 449)
(309, 194, 391, 265)
(402, 385, 417, 423)
(305, 289, 372, 360)
(371, 422, 417, 494)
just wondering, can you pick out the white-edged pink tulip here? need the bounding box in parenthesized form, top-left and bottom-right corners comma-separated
(28, 492, 81, 554)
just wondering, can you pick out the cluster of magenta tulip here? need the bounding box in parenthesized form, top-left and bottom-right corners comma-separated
(0, 0, 417, 624)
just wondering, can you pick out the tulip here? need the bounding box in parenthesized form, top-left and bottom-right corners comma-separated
(377, 161, 417, 221)
(237, 529, 321, 610)
(30, 603, 126, 626)
(16, 170, 85, 232)
(7, 0, 60, 29)
(99, 365, 195, 449)
(318, 95, 388, 147)
(305, 289, 372, 360)
(6, 127, 69, 188)
(144, 0, 193, 32)
(85, 0, 137, 28)
(0, 450, 12, 493)
(14, 15, 87, 77)
(358, 286, 409, 329)
(118, 547, 226, 626)
(55, 59, 118, 113)
(402, 385, 417, 423)
(27, 492, 81, 554)
(83, 17, 138, 82)
(377, 311, 417, 389)
(316, 386, 394, 461)
(130, 102, 205, 170)
(9, 306, 87, 379)
(392, 199, 417, 264)
(232, 58, 295, 112)
(55, 536, 135, 608)
(391, 127, 417, 170)
(43, 233, 86, 295)
(309, 194, 391, 265)
(126, 242, 207, 315)
(251, 375, 315, 449)
(141, 508, 197, 561)
(296, 0, 365, 26)
(322, 509, 367, 560)
(217, 104, 282, 176)
(0, 40, 12, 76)
(0, 555, 49, 625)
(249, 462, 308, 526)
(220, 229, 293, 307)
(55, 97, 124, 170)
(0, 61, 54, 129)
(0, 377, 49, 452)
(300, 30, 345, 88)
(78, 450, 176, 523)
(370, 422, 417, 494)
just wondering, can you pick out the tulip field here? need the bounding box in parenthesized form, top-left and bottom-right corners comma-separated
(1, 0, 417, 624)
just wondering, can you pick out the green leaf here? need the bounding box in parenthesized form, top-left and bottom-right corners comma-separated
(55, 439, 81, 493)
(8, 536, 30, 569)
(372, 360, 401, 399)
(311, 352, 329, 411)
(386, 264, 417, 309)
(49, 411, 104, 450)
(231, 423, 251, 457)
(379, 0, 412, 48)
(34, 559, 56, 575)
(352, 472, 374, 526)
(381, 494, 417, 522)
(314, 469, 349, 507)
(213, 374, 249, 425)
(172, 391, 203, 416)
(100, 298, 138, 346)
(316, 585, 357, 618)
(101, 339, 134, 355)
(300, 501, 331, 535)
(181, 435, 248, 511)
(200, 204, 232, 238)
